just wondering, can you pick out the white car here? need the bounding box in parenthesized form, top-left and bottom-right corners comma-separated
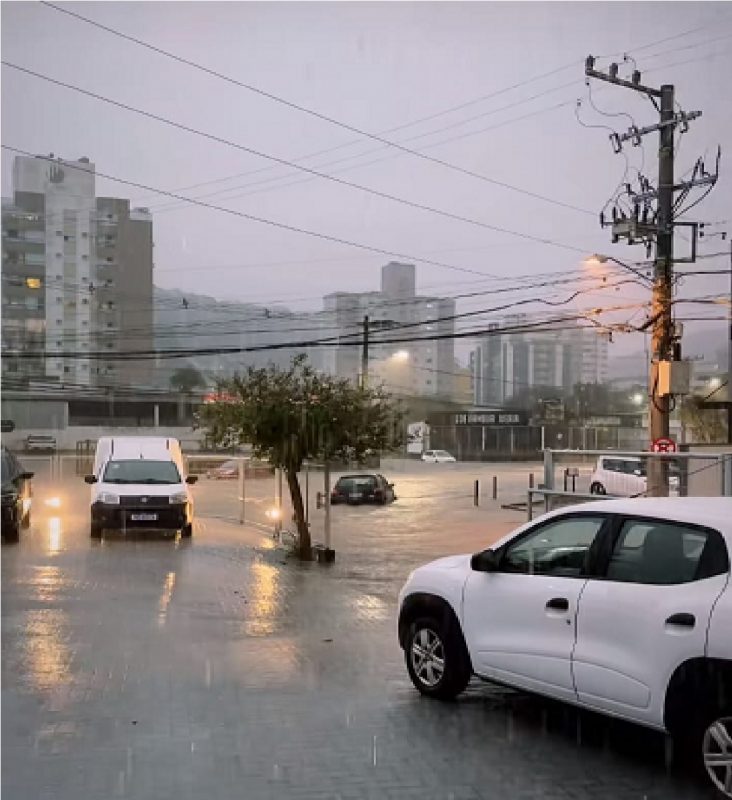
(398, 498, 732, 797)
(589, 455, 679, 497)
(422, 450, 456, 463)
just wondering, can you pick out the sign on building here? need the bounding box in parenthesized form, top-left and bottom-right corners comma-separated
(407, 421, 429, 454)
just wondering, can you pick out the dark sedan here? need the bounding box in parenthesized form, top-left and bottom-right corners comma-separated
(330, 474, 396, 506)
(1, 447, 33, 542)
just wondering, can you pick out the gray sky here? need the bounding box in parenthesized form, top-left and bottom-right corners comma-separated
(2, 1, 731, 358)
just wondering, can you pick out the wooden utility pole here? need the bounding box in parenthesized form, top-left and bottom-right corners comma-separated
(361, 314, 369, 388)
(584, 56, 716, 495)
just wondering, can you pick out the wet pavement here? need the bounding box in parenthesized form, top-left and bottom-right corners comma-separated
(2, 465, 711, 799)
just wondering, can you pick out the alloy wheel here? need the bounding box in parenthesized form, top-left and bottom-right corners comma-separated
(410, 627, 445, 688)
(703, 716, 732, 797)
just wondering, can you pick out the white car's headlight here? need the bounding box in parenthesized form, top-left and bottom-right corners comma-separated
(98, 492, 120, 505)
(169, 492, 188, 504)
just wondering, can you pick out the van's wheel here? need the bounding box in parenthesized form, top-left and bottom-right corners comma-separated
(181, 523, 193, 538)
(90, 521, 102, 538)
(405, 615, 471, 701)
(590, 482, 606, 495)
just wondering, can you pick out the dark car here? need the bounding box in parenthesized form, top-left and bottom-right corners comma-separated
(1, 447, 33, 542)
(330, 474, 396, 506)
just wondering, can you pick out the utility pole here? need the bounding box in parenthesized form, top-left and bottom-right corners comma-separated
(728, 240, 732, 444)
(585, 56, 718, 496)
(648, 83, 675, 496)
(361, 314, 369, 388)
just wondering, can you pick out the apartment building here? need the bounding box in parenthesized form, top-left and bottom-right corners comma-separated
(321, 262, 456, 398)
(472, 314, 609, 406)
(2, 154, 153, 388)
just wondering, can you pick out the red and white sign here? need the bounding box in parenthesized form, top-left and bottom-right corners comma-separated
(651, 437, 677, 453)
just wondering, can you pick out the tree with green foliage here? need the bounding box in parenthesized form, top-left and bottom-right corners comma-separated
(197, 356, 403, 559)
(680, 396, 728, 443)
(169, 365, 207, 394)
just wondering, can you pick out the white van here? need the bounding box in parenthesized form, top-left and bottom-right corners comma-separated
(85, 437, 197, 537)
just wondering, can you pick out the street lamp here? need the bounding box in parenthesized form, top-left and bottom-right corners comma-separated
(584, 253, 652, 285)
(391, 350, 410, 362)
(631, 393, 644, 405)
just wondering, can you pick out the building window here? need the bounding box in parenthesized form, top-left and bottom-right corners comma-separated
(56, 230, 62, 236)
(25, 277, 42, 289)
(63, 366, 71, 374)
(56, 296, 63, 304)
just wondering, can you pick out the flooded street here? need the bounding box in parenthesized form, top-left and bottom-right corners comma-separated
(2, 464, 708, 799)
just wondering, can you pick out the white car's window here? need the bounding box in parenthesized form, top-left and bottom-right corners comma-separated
(501, 516, 605, 577)
(605, 519, 729, 585)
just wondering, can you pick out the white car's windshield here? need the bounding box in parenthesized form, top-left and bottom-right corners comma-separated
(103, 460, 181, 485)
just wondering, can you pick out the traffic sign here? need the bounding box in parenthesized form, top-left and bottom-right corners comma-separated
(651, 437, 677, 453)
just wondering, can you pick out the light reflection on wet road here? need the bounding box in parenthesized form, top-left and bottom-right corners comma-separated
(2, 466, 708, 799)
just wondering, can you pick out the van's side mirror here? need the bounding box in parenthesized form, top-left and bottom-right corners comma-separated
(471, 549, 500, 573)
(84, 475, 97, 485)
(185, 475, 198, 485)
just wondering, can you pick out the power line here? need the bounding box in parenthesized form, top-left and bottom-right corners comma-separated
(1, 145, 500, 279)
(3, 61, 595, 246)
(37, 3, 596, 217)
(13, 271, 638, 345)
(145, 77, 587, 215)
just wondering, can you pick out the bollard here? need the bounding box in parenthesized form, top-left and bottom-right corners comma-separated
(529, 472, 534, 489)
(492, 475, 498, 500)
(238, 457, 245, 524)
(473, 479, 480, 506)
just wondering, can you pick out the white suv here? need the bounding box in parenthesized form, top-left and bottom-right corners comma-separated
(398, 498, 732, 797)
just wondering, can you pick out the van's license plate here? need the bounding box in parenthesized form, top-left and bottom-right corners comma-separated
(131, 513, 157, 521)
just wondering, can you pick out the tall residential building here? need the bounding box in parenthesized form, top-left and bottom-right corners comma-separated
(321, 261, 455, 398)
(472, 314, 609, 406)
(2, 154, 154, 388)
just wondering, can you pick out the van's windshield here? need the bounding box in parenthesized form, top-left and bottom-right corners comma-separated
(103, 460, 181, 485)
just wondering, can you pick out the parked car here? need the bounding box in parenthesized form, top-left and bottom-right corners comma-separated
(1, 446, 33, 542)
(330, 473, 396, 505)
(589, 455, 679, 496)
(207, 459, 239, 479)
(421, 450, 457, 463)
(398, 497, 732, 798)
(25, 434, 57, 453)
(85, 437, 197, 537)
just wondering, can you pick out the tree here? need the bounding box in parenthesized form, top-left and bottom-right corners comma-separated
(680, 396, 728, 443)
(169, 365, 206, 394)
(197, 356, 403, 559)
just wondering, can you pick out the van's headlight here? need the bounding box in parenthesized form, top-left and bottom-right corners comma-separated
(169, 492, 188, 504)
(98, 492, 120, 505)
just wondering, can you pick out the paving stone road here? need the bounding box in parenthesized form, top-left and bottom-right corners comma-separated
(2, 467, 712, 799)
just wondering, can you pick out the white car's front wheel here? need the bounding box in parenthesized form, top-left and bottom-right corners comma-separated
(405, 616, 471, 700)
(702, 715, 732, 798)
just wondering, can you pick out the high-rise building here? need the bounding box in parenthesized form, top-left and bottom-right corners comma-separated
(471, 314, 609, 406)
(321, 261, 455, 398)
(2, 154, 154, 388)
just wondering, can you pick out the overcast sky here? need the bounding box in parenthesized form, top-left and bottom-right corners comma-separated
(2, 1, 731, 359)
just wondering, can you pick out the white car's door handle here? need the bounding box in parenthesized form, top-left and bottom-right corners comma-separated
(546, 597, 569, 612)
(665, 612, 695, 628)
